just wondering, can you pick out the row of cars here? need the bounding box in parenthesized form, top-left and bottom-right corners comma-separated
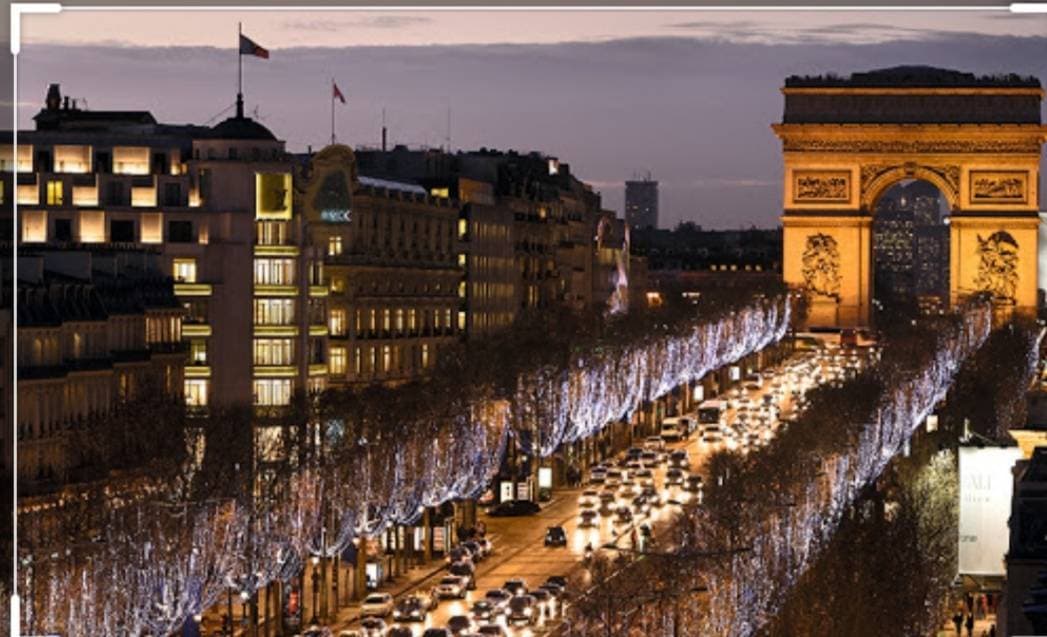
(356, 575, 569, 636)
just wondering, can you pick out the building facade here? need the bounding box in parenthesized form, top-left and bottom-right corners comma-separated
(625, 176, 659, 230)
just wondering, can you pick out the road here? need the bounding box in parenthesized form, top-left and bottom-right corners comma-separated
(331, 338, 868, 636)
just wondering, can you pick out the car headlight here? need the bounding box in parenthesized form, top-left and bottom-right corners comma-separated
(524, 608, 533, 616)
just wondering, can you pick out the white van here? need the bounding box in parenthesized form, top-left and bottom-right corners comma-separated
(697, 400, 726, 425)
(660, 417, 683, 441)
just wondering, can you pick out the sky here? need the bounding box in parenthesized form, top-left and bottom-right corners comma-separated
(14, 9, 1047, 229)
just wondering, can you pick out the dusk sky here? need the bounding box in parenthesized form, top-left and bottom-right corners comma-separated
(15, 10, 1047, 229)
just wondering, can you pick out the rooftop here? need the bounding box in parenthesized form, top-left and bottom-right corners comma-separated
(785, 65, 1041, 89)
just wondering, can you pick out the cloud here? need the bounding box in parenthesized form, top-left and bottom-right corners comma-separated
(282, 16, 431, 33)
(666, 19, 954, 46)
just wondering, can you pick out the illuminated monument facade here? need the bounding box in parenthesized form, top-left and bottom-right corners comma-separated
(774, 66, 1047, 327)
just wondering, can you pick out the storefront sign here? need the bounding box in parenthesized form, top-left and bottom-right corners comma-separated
(959, 446, 1022, 575)
(282, 576, 303, 632)
(321, 209, 352, 223)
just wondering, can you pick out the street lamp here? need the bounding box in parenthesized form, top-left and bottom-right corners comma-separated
(310, 554, 321, 625)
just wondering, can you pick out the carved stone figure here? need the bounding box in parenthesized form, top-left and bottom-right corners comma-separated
(974, 230, 1020, 302)
(972, 175, 1026, 201)
(795, 174, 849, 201)
(802, 233, 842, 301)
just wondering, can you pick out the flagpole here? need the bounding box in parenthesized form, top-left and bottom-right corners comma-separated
(237, 22, 243, 118)
(330, 78, 335, 146)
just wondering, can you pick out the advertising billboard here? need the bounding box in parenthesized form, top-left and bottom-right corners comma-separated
(958, 446, 1022, 576)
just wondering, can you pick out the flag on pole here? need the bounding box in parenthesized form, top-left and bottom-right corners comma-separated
(333, 81, 347, 104)
(239, 33, 269, 59)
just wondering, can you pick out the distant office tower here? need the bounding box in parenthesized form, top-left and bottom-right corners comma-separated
(625, 176, 659, 230)
(872, 180, 949, 309)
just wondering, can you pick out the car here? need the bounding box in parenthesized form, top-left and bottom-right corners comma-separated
(470, 600, 498, 622)
(488, 499, 540, 517)
(668, 449, 689, 468)
(605, 470, 623, 487)
(578, 509, 600, 528)
(485, 588, 513, 610)
(530, 588, 555, 619)
(360, 592, 394, 618)
(476, 625, 509, 637)
(665, 468, 685, 487)
(436, 575, 468, 599)
(421, 629, 452, 637)
(385, 628, 413, 637)
(660, 421, 683, 442)
(449, 561, 476, 590)
(631, 495, 650, 515)
(684, 475, 704, 492)
(614, 507, 634, 525)
(544, 526, 568, 547)
(447, 546, 471, 565)
(626, 446, 644, 460)
(392, 596, 428, 622)
(643, 436, 666, 452)
(359, 617, 387, 637)
(463, 540, 485, 560)
(640, 452, 660, 468)
(507, 594, 538, 626)
(634, 468, 655, 487)
(579, 489, 599, 505)
(544, 575, 568, 595)
(642, 489, 663, 508)
(503, 579, 528, 596)
(338, 631, 363, 637)
(447, 614, 477, 635)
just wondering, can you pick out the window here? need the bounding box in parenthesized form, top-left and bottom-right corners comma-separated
(173, 258, 197, 283)
(330, 309, 347, 337)
(253, 339, 294, 365)
(256, 221, 287, 246)
(328, 235, 343, 256)
(353, 347, 362, 375)
(330, 347, 346, 375)
(253, 299, 294, 325)
(110, 219, 135, 243)
(46, 180, 64, 206)
(395, 308, 404, 333)
(383, 309, 391, 332)
(254, 258, 295, 285)
(458, 310, 467, 331)
(185, 379, 209, 407)
(163, 182, 182, 206)
(444, 308, 452, 330)
(382, 345, 391, 372)
(408, 308, 417, 332)
(421, 343, 430, 368)
(189, 339, 208, 364)
(253, 379, 292, 406)
(53, 218, 72, 242)
(94, 151, 111, 174)
(107, 181, 128, 206)
(168, 220, 194, 243)
(369, 309, 377, 333)
(330, 277, 345, 293)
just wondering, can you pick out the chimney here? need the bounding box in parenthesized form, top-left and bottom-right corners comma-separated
(45, 84, 61, 111)
(382, 126, 387, 152)
(63, 95, 70, 111)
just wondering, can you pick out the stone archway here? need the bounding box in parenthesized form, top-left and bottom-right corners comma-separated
(774, 66, 1047, 328)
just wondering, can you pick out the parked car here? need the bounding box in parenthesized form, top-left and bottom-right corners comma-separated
(507, 595, 538, 626)
(476, 625, 509, 637)
(360, 592, 394, 618)
(436, 575, 468, 599)
(449, 561, 476, 589)
(385, 628, 412, 637)
(421, 629, 452, 637)
(544, 526, 568, 547)
(488, 499, 540, 517)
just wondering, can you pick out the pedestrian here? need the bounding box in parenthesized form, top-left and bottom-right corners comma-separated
(953, 611, 963, 635)
(966, 612, 975, 637)
(989, 623, 996, 637)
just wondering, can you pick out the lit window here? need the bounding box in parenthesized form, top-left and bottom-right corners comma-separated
(458, 281, 467, 299)
(408, 308, 417, 332)
(46, 180, 64, 206)
(458, 218, 468, 239)
(330, 309, 347, 337)
(353, 347, 362, 375)
(254, 299, 295, 325)
(328, 235, 343, 257)
(444, 308, 452, 330)
(382, 345, 391, 372)
(331, 277, 345, 293)
(253, 339, 294, 365)
(190, 339, 208, 364)
(395, 308, 404, 333)
(421, 343, 430, 368)
(369, 309, 377, 332)
(330, 347, 346, 375)
(173, 258, 197, 283)
(185, 379, 209, 407)
(458, 253, 467, 268)
(254, 258, 295, 285)
(383, 309, 391, 332)
(458, 311, 467, 331)
(253, 379, 292, 406)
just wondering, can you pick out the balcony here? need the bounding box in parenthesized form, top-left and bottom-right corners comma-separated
(182, 324, 212, 338)
(309, 285, 330, 298)
(254, 325, 299, 338)
(309, 364, 328, 377)
(253, 365, 297, 378)
(254, 284, 298, 297)
(255, 245, 300, 257)
(174, 283, 213, 297)
(185, 365, 212, 378)
(309, 325, 329, 337)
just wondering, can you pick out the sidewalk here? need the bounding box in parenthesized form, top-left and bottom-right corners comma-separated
(935, 613, 998, 637)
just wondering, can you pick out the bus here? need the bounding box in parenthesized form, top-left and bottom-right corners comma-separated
(697, 400, 726, 425)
